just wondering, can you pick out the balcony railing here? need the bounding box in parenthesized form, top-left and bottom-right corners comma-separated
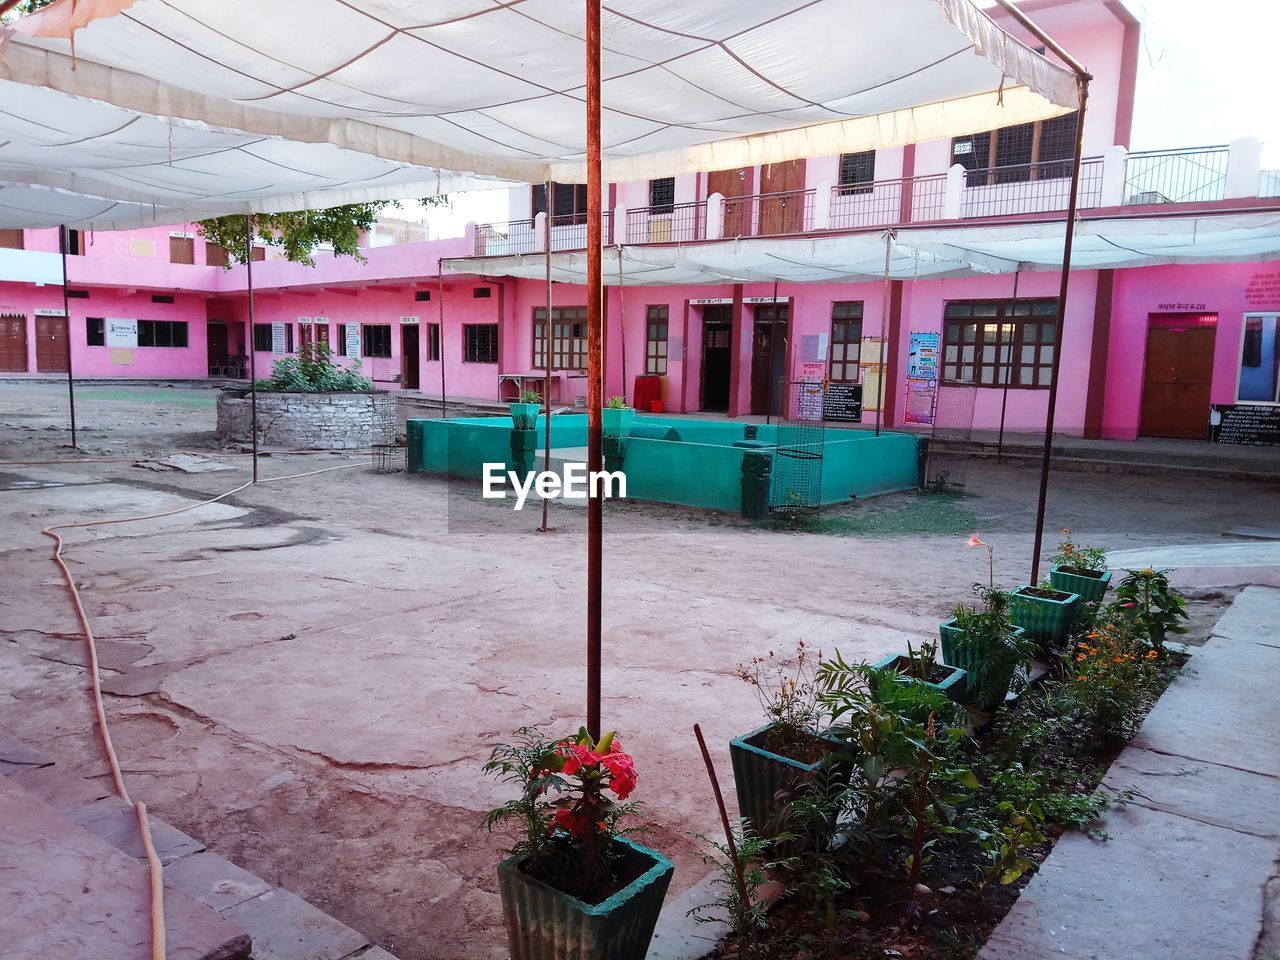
(960, 157, 1104, 218)
(828, 174, 948, 229)
(1124, 145, 1229, 205)
(626, 201, 705, 244)
(474, 218, 536, 256)
(721, 188, 817, 238)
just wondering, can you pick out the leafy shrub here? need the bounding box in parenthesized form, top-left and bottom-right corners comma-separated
(1114, 567, 1189, 650)
(254, 341, 372, 393)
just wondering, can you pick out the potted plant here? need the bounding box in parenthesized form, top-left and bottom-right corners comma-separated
(1048, 528, 1112, 602)
(602, 395, 635, 437)
(871, 640, 967, 703)
(1009, 584, 1081, 653)
(730, 642, 845, 837)
(485, 727, 673, 960)
(1115, 567, 1190, 651)
(510, 388, 542, 431)
(940, 586, 1036, 712)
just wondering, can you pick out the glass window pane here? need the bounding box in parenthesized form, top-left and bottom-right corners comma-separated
(1239, 316, 1280, 402)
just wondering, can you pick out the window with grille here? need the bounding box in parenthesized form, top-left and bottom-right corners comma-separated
(250, 245, 266, 262)
(170, 235, 195, 264)
(253, 323, 274, 352)
(829, 302, 863, 381)
(361, 324, 393, 358)
(532, 307, 588, 370)
(645, 306, 669, 375)
(648, 178, 675, 214)
(942, 300, 1059, 387)
(426, 323, 441, 361)
(837, 151, 876, 196)
(0, 229, 24, 250)
(137, 320, 189, 349)
(464, 323, 499, 364)
(86, 318, 105, 346)
(951, 112, 1079, 184)
(532, 183, 590, 224)
(336, 324, 349, 356)
(206, 243, 229, 267)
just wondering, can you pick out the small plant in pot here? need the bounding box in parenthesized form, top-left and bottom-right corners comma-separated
(730, 642, 844, 838)
(1009, 582, 1081, 655)
(485, 727, 672, 960)
(1048, 527, 1112, 603)
(871, 639, 967, 703)
(602, 395, 636, 437)
(510, 388, 542, 431)
(942, 586, 1037, 713)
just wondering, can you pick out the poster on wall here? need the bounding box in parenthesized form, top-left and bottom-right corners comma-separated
(904, 331, 940, 425)
(904, 379, 937, 425)
(345, 324, 361, 359)
(271, 321, 287, 355)
(106, 318, 137, 349)
(907, 331, 940, 380)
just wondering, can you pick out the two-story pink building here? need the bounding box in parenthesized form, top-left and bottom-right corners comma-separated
(1, 0, 1278, 443)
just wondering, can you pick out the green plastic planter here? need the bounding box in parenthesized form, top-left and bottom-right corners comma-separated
(1049, 565, 1111, 603)
(939, 620, 1027, 710)
(602, 407, 635, 437)
(497, 836, 673, 960)
(1009, 585, 1081, 649)
(510, 401, 541, 431)
(872, 653, 967, 703)
(729, 723, 847, 838)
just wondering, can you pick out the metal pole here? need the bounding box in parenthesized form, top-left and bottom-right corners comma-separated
(875, 229, 893, 437)
(436, 262, 448, 419)
(58, 225, 77, 449)
(1030, 80, 1090, 584)
(996, 267, 1021, 463)
(617, 247, 626, 404)
(541, 184, 553, 534)
(584, 0, 603, 740)
(245, 218, 258, 483)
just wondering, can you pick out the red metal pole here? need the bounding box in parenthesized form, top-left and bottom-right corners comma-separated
(58, 225, 77, 450)
(541, 185, 553, 534)
(585, 0, 603, 740)
(245, 218, 259, 483)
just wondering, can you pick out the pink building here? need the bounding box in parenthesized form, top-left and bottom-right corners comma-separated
(1, 0, 1277, 443)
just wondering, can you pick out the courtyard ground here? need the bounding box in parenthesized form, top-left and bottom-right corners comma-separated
(0, 381, 1274, 959)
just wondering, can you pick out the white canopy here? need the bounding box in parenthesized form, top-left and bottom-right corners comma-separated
(442, 212, 1280, 284)
(0, 0, 1078, 228)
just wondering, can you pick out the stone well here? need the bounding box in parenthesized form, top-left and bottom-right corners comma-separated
(216, 390, 394, 450)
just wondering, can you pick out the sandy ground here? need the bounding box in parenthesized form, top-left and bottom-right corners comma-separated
(0, 382, 1271, 959)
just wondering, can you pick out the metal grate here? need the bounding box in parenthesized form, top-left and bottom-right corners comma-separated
(1124, 145, 1229, 205)
(771, 380, 826, 516)
(925, 383, 978, 491)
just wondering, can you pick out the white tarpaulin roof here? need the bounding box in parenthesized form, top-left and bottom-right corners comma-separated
(0, 0, 1078, 228)
(443, 212, 1280, 284)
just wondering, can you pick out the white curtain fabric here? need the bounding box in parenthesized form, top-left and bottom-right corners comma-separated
(444, 212, 1280, 285)
(0, 0, 1078, 227)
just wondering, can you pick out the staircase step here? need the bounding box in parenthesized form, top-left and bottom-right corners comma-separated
(0, 776, 251, 960)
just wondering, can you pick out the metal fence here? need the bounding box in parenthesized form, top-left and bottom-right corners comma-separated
(549, 211, 614, 250)
(1123, 145, 1229, 205)
(961, 157, 1104, 218)
(625, 201, 705, 244)
(473, 219, 535, 256)
(722, 188, 817, 238)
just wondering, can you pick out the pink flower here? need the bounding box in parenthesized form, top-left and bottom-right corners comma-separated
(966, 533, 987, 548)
(560, 743, 602, 777)
(601, 750, 637, 801)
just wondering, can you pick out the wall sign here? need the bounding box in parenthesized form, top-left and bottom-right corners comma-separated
(106, 318, 137, 348)
(907, 331, 939, 380)
(1245, 270, 1280, 307)
(1211, 404, 1280, 445)
(822, 382, 863, 422)
(687, 296, 784, 305)
(399, 315, 419, 324)
(345, 324, 361, 358)
(34, 308, 67, 317)
(271, 321, 287, 355)
(1156, 302, 1208, 311)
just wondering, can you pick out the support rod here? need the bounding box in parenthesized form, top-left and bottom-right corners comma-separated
(437, 262, 448, 419)
(996, 267, 1021, 464)
(245, 219, 259, 483)
(585, 0, 603, 741)
(875, 230, 893, 437)
(541, 185, 553, 534)
(58, 225, 77, 450)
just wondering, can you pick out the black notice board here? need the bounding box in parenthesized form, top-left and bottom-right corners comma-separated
(1212, 404, 1280, 446)
(823, 382, 863, 422)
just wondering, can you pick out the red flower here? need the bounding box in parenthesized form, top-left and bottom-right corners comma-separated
(601, 748, 637, 801)
(553, 807, 601, 840)
(560, 743, 603, 776)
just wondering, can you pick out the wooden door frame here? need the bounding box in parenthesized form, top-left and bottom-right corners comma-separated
(1138, 314, 1218, 440)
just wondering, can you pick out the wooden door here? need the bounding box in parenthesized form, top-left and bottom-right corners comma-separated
(707, 167, 751, 238)
(700, 306, 733, 411)
(401, 325, 420, 389)
(1139, 322, 1216, 440)
(750, 305, 789, 415)
(35, 315, 68, 373)
(207, 322, 229, 366)
(758, 159, 806, 235)
(0, 314, 27, 372)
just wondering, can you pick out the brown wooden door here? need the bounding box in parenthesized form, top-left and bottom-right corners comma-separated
(401, 325, 420, 389)
(708, 167, 751, 237)
(1139, 323, 1216, 440)
(0, 314, 28, 372)
(35, 315, 68, 373)
(701, 307, 733, 411)
(750, 305, 789, 416)
(207, 322, 229, 367)
(758, 160, 806, 235)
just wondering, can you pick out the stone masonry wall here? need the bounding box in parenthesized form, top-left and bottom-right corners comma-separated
(216, 391, 393, 450)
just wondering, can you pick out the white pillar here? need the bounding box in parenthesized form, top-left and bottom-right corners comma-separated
(1225, 137, 1264, 200)
(944, 164, 966, 220)
(813, 181, 833, 230)
(613, 204, 628, 245)
(533, 212, 547, 252)
(706, 192, 725, 240)
(1100, 145, 1128, 207)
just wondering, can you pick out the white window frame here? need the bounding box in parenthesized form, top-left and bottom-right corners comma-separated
(1236, 312, 1280, 405)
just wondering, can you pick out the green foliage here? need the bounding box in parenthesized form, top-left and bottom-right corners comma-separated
(1114, 567, 1190, 650)
(687, 820, 788, 939)
(735, 642, 826, 760)
(253, 341, 372, 393)
(1065, 613, 1176, 743)
(605, 394, 629, 409)
(517, 388, 542, 404)
(950, 586, 1038, 711)
(1050, 527, 1108, 573)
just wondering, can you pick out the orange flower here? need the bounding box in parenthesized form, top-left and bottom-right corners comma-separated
(1076, 675, 1088, 682)
(1146, 650, 1158, 660)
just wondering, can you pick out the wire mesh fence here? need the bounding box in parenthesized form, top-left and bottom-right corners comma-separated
(771, 380, 826, 517)
(925, 383, 978, 492)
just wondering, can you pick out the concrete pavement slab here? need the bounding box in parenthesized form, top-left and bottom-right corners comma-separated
(70, 794, 206, 864)
(223, 888, 367, 960)
(165, 851, 274, 912)
(1209, 584, 1280, 649)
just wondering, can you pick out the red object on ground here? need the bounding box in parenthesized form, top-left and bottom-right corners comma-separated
(633, 375, 662, 412)
(650, 400, 664, 413)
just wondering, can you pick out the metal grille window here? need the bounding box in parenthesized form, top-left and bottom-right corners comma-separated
(648, 177, 675, 214)
(532, 307, 588, 370)
(532, 183, 589, 224)
(169, 235, 195, 264)
(837, 151, 876, 196)
(426, 322, 440, 361)
(645, 306, 669, 375)
(138, 320, 189, 349)
(361, 323, 393, 358)
(253, 323, 273, 352)
(951, 112, 1079, 184)
(86, 318, 105, 346)
(464, 323, 499, 364)
(829, 302, 863, 381)
(942, 300, 1059, 387)
(336, 324, 349, 356)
